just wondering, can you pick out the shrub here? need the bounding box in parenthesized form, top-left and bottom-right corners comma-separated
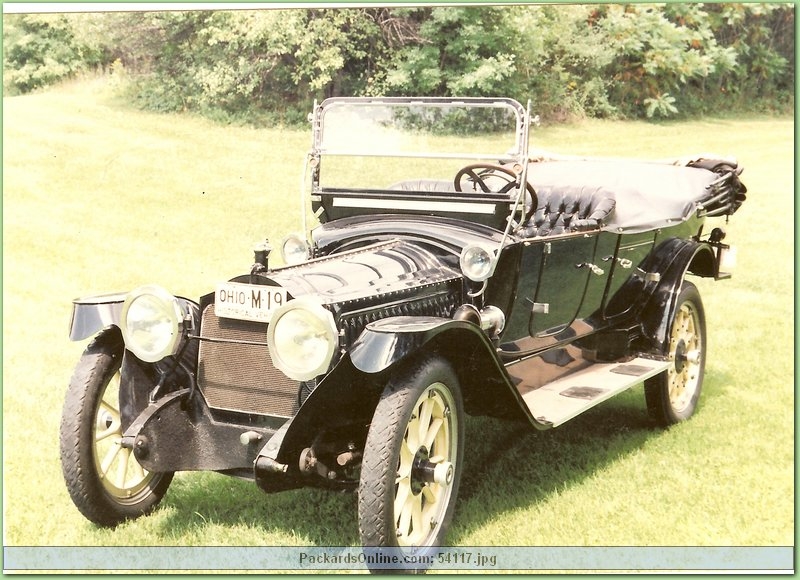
(3, 14, 106, 94)
(3, 5, 793, 122)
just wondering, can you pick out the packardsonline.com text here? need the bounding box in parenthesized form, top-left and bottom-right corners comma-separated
(298, 549, 498, 570)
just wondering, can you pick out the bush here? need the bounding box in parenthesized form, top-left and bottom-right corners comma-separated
(3, 14, 107, 94)
(3, 5, 793, 122)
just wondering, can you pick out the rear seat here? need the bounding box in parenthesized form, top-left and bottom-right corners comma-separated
(518, 185, 616, 238)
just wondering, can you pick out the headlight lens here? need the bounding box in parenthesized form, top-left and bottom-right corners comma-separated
(120, 285, 185, 363)
(281, 234, 309, 265)
(459, 244, 495, 282)
(267, 298, 337, 381)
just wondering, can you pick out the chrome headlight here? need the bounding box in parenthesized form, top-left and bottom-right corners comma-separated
(281, 233, 309, 265)
(120, 285, 187, 363)
(459, 244, 496, 282)
(267, 298, 337, 381)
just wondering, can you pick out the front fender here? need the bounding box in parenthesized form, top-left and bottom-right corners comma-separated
(70, 292, 200, 432)
(68, 291, 198, 342)
(69, 292, 127, 341)
(351, 316, 532, 422)
(350, 316, 481, 374)
(268, 316, 539, 470)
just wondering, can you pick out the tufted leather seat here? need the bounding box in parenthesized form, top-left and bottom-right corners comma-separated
(518, 185, 616, 238)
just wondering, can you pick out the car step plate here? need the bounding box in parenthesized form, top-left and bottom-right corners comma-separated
(521, 356, 671, 428)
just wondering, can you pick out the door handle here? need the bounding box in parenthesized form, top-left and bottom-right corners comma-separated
(602, 255, 633, 269)
(575, 262, 605, 276)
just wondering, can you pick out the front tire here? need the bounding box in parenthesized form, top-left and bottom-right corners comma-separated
(59, 328, 173, 526)
(645, 281, 707, 426)
(358, 356, 464, 558)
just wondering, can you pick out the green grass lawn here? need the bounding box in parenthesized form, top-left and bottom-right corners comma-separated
(2, 79, 794, 569)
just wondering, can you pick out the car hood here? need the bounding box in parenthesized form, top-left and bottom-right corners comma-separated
(263, 239, 462, 308)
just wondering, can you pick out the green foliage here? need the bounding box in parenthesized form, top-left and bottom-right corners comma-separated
(643, 93, 678, 118)
(2, 5, 794, 122)
(513, 5, 619, 120)
(376, 7, 521, 97)
(696, 3, 795, 113)
(2, 13, 107, 94)
(597, 4, 738, 117)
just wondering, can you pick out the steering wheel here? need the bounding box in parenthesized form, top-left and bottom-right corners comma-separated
(454, 163, 537, 224)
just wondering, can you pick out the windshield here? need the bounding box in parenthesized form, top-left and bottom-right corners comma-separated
(310, 98, 527, 192)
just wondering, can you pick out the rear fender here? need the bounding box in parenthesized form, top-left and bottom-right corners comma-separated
(639, 238, 715, 351)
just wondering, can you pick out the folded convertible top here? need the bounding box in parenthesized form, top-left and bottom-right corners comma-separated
(526, 156, 746, 233)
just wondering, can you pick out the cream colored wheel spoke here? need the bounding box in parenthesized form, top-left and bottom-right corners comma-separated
(405, 415, 421, 451)
(423, 417, 444, 451)
(397, 442, 413, 479)
(99, 399, 119, 417)
(418, 398, 434, 444)
(115, 447, 132, 489)
(92, 370, 157, 499)
(130, 456, 146, 481)
(397, 495, 413, 539)
(95, 423, 120, 443)
(394, 478, 412, 517)
(410, 495, 423, 541)
(99, 442, 122, 477)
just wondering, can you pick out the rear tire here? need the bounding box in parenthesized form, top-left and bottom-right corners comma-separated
(358, 356, 464, 568)
(645, 281, 706, 426)
(59, 328, 173, 526)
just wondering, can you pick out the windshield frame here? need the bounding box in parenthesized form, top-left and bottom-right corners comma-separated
(301, 97, 533, 289)
(310, 96, 527, 162)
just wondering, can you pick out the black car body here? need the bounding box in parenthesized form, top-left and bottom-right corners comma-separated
(61, 97, 746, 561)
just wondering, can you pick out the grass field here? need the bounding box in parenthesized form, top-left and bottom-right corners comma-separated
(2, 79, 794, 571)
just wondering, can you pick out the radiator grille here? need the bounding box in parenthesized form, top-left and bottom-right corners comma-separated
(198, 305, 298, 417)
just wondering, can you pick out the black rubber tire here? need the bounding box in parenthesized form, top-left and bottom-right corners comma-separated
(59, 328, 173, 526)
(358, 356, 464, 569)
(645, 281, 707, 426)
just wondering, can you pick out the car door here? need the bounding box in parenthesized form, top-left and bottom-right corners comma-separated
(496, 233, 599, 355)
(527, 234, 599, 336)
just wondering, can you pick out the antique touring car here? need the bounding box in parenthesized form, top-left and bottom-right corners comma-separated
(60, 97, 746, 559)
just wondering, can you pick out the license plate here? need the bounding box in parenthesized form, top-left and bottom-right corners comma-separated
(215, 282, 288, 323)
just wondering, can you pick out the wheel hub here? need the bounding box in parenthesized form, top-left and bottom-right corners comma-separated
(410, 447, 429, 495)
(674, 339, 687, 373)
(411, 446, 454, 496)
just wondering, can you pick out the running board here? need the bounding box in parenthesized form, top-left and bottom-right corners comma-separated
(521, 357, 671, 428)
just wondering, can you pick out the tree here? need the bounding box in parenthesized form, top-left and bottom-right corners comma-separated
(3, 5, 793, 122)
(3, 13, 106, 94)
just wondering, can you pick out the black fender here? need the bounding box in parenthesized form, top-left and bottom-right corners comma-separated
(350, 316, 530, 421)
(638, 238, 716, 351)
(262, 315, 539, 480)
(69, 292, 200, 430)
(69, 292, 127, 341)
(69, 291, 199, 343)
(259, 354, 383, 477)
